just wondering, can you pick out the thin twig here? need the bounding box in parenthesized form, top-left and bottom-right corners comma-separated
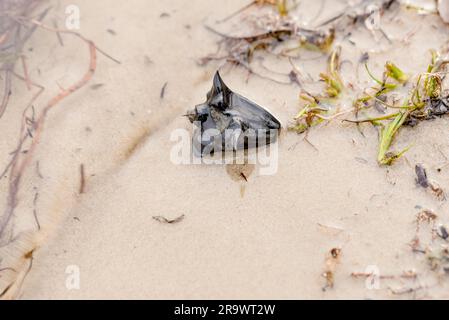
(152, 215, 185, 224)
(32, 191, 40, 230)
(79, 164, 85, 194)
(0, 69, 12, 118)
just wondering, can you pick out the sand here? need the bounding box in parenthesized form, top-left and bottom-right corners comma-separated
(1, 0, 449, 299)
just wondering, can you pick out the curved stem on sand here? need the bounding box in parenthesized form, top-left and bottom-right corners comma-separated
(0, 20, 112, 297)
(0, 13, 119, 241)
(0, 39, 96, 240)
(0, 12, 123, 240)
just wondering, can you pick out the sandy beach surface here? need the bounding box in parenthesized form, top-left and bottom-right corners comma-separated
(2, 0, 449, 299)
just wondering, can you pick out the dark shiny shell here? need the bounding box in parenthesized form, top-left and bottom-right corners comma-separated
(187, 72, 281, 156)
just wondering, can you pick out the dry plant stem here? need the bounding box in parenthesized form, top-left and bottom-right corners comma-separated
(389, 285, 425, 296)
(18, 18, 121, 64)
(237, 61, 291, 85)
(316, 108, 352, 121)
(0, 72, 44, 181)
(351, 271, 417, 280)
(0, 3, 50, 120)
(153, 215, 185, 224)
(32, 191, 40, 230)
(0, 32, 97, 240)
(20, 56, 31, 90)
(0, 69, 12, 118)
(52, 19, 63, 46)
(0, 250, 34, 299)
(79, 164, 85, 194)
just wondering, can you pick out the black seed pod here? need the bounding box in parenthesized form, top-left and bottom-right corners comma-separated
(187, 72, 281, 156)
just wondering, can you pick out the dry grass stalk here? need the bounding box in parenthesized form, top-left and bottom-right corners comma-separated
(0, 9, 119, 297)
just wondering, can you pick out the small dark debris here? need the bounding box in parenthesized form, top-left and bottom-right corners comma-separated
(330, 248, 341, 259)
(160, 82, 168, 99)
(144, 55, 153, 65)
(415, 164, 446, 200)
(106, 29, 116, 35)
(355, 157, 368, 164)
(153, 215, 185, 224)
(359, 52, 369, 64)
(90, 83, 104, 90)
(374, 95, 387, 113)
(415, 164, 429, 188)
(288, 70, 302, 86)
(438, 225, 449, 240)
(160, 12, 170, 18)
(79, 164, 86, 194)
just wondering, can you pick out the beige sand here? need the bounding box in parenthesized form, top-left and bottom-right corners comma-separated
(1, 0, 449, 299)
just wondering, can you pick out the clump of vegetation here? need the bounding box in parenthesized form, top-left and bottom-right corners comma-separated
(320, 46, 344, 98)
(376, 107, 410, 165)
(385, 61, 409, 84)
(289, 49, 449, 166)
(202, 26, 335, 73)
(0, 0, 47, 120)
(204, 0, 449, 168)
(202, 25, 334, 68)
(345, 60, 411, 165)
(347, 53, 449, 165)
(202, 1, 335, 82)
(353, 61, 408, 114)
(288, 92, 328, 134)
(288, 47, 344, 134)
